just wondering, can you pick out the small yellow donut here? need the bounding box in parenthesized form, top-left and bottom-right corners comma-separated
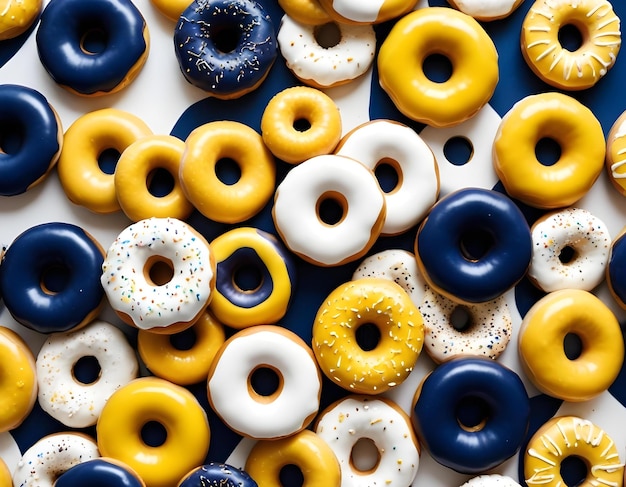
(0, 457, 11, 486)
(180, 121, 276, 223)
(149, 0, 190, 21)
(0, 0, 41, 40)
(58, 108, 153, 214)
(261, 86, 342, 164)
(606, 110, 626, 196)
(312, 277, 424, 394)
(377, 7, 499, 128)
(318, 0, 417, 24)
(493, 92, 605, 209)
(524, 416, 624, 487)
(114, 134, 194, 222)
(518, 289, 624, 402)
(521, 0, 621, 91)
(277, 0, 332, 25)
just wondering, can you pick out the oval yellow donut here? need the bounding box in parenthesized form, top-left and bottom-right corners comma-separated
(377, 7, 498, 128)
(277, 0, 331, 25)
(312, 277, 424, 394)
(0, 0, 41, 40)
(518, 289, 624, 402)
(521, 0, 621, 91)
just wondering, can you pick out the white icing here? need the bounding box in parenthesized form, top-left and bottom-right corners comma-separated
(207, 327, 321, 440)
(277, 14, 376, 88)
(273, 154, 385, 266)
(460, 474, 522, 487)
(452, 0, 521, 19)
(36, 320, 139, 428)
(336, 120, 439, 235)
(101, 217, 214, 330)
(330, 0, 385, 22)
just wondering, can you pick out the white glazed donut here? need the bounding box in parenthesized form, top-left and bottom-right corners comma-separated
(13, 432, 100, 487)
(207, 325, 322, 440)
(528, 207, 611, 292)
(460, 474, 522, 487)
(447, 0, 524, 21)
(335, 119, 439, 235)
(272, 154, 386, 266)
(315, 395, 420, 487)
(36, 320, 139, 428)
(277, 14, 376, 88)
(101, 217, 216, 333)
(419, 286, 513, 363)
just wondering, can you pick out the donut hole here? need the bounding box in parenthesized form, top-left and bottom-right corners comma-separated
(350, 437, 381, 474)
(215, 157, 242, 185)
(314, 22, 342, 49)
(558, 23, 584, 52)
(455, 395, 491, 432)
(558, 245, 577, 264)
(459, 228, 494, 261)
(169, 326, 197, 351)
(278, 464, 305, 487)
(233, 264, 264, 293)
(0, 122, 24, 154)
(80, 25, 108, 55)
(210, 23, 243, 54)
(355, 322, 382, 352)
(374, 158, 401, 194)
(40, 263, 71, 295)
(450, 305, 473, 332)
(316, 191, 347, 226)
(248, 365, 284, 402)
(535, 137, 562, 167)
(560, 455, 588, 487)
(98, 148, 121, 175)
(293, 118, 312, 132)
(147, 167, 175, 198)
(72, 355, 101, 385)
(422, 53, 453, 83)
(141, 420, 168, 447)
(443, 136, 474, 166)
(144, 256, 175, 286)
(564, 332, 584, 360)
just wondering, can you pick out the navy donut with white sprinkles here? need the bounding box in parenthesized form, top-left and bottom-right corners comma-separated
(178, 462, 258, 487)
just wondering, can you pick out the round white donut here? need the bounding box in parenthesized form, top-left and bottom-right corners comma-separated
(13, 433, 100, 487)
(460, 474, 522, 487)
(528, 207, 611, 292)
(336, 120, 439, 235)
(36, 320, 139, 428)
(315, 395, 420, 487)
(277, 14, 376, 88)
(207, 325, 322, 440)
(448, 0, 524, 21)
(273, 154, 386, 266)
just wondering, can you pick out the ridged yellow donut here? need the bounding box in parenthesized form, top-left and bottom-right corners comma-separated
(0, 0, 42, 40)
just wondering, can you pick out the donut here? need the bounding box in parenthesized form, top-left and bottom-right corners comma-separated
(312, 277, 424, 394)
(0, 0, 41, 40)
(377, 7, 499, 128)
(419, 286, 513, 363)
(36, 320, 139, 428)
(518, 289, 624, 402)
(96, 376, 211, 487)
(524, 416, 624, 487)
(335, 119, 440, 236)
(0, 84, 62, 196)
(0, 326, 37, 432)
(55, 458, 146, 487)
(493, 92, 605, 209)
(315, 395, 420, 487)
(521, 0, 621, 91)
(180, 121, 276, 223)
(150, 0, 190, 21)
(460, 475, 522, 487)
(605, 110, 626, 196)
(277, 15, 376, 89)
(277, 0, 331, 25)
(179, 463, 258, 487)
(607, 226, 626, 309)
(0, 222, 105, 333)
(174, 0, 277, 99)
(415, 188, 532, 304)
(412, 356, 530, 474)
(100, 217, 216, 334)
(0, 458, 11, 486)
(245, 429, 341, 487)
(36, 0, 149, 96)
(272, 154, 386, 266)
(137, 310, 226, 386)
(261, 86, 342, 164)
(528, 207, 611, 293)
(447, 0, 524, 21)
(58, 108, 153, 214)
(12, 432, 100, 487)
(114, 134, 194, 222)
(317, 0, 417, 24)
(207, 325, 322, 440)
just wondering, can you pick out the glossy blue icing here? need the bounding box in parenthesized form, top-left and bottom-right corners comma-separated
(35, 0, 147, 95)
(0, 222, 104, 333)
(55, 459, 144, 487)
(174, 0, 277, 97)
(608, 232, 626, 306)
(413, 356, 530, 474)
(0, 84, 60, 196)
(178, 462, 258, 487)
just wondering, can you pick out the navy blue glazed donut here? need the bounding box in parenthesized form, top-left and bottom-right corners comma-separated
(412, 356, 530, 474)
(0, 222, 105, 333)
(56, 458, 145, 487)
(415, 187, 532, 304)
(35, 0, 149, 96)
(607, 228, 626, 309)
(174, 0, 278, 99)
(178, 462, 258, 487)
(0, 84, 62, 196)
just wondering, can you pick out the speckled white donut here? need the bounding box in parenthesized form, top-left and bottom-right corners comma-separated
(315, 395, 420, 487)
(460, 474, 522, 487)
(36, 320, 139, 428)
(528, 207, 611, 292)
(448, 0, 524, 21)
(13, 432, 100, 487)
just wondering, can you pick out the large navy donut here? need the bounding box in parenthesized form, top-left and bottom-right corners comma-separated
(179, 463, 258, 487)
(55, 459, 144, 487)
(412, 356, 530, 474)
(35, 0, 148, 95)
(0, 222, 105, 333)
(0, 84, 61, 196)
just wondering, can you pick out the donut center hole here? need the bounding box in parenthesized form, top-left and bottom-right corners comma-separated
(317, 191, 347, 226)
(80, 26, 108, 55)
(443, 136, 474, 166)
(459, 229, 494, 261)
(210, 23, 243, 54)
(0, 122, 24, 154)
(215, 157, 242, 185)
(423, 53, 453, 83)
(350, 437, 381, 473)
(145, 256, 175, 286)
(374, 158, 401, 193)
(141, 421, 167, 447)
(98, 148, 121, 175)
(147, 168, 175, 198)
(233, 265, 263, 293)
(564, 332, 583, 360)
(450, 306, 473, 332)
(535, 137, 562, 167)
(558, 245, 577, 264)
(278, 464, 305, 487)
(456, 395, 490, 432)
(169, 326, 197, 351)
(355, 322, 381, 351)
(249, 365, 283, 401)
(40, 263, 71, 295)
(560, 455, 588, 487)
(314, 22, 342, 49)
(293, 118, 312, 132)
(72, 355, 101, 385)
(558, 23, 584, 52)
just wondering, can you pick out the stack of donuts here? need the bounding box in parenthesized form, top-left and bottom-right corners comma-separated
(1, 0, 626, 486)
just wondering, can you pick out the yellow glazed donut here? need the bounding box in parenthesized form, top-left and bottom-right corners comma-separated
(180, 121, 276, 223)
(261, 86, 342, 164)
(245, 429, 341, 487)
(521, 0, 621, 91)
(318, 0, 417, 24)
(606, 110, 626, 196)
(277, 0, 331, 25)
(378, 7, 499, 128)
(493, 92, 605, 209)
(97, 376, 211, 487)
(524, 416, 624, 487)
(150, 0, 190, 21)
(518, 289, 624, 402)
(58, 108, 153, 214)
(0, 0, 41, 40)
(114, 134, 194, 222)
(312, 277, 424, 394)
(0, 457, 10, 486)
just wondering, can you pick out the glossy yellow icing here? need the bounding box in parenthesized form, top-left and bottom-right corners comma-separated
(606, 110, 626, 196)
(0, 0, 41, 40)
(149, 0, 190, 21)
(277, 0, 331, 25)
(0, 457, 10, 486)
